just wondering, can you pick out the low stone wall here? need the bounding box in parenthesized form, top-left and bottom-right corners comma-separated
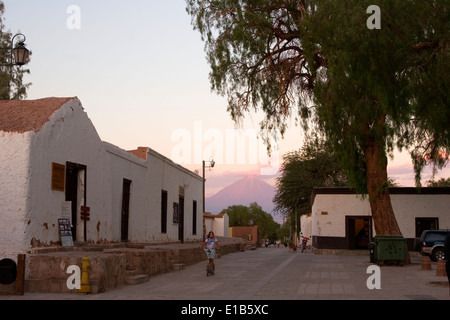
(25, 251, 126, 294)
(104, 248, 173, 278)
(19, 237, 245, 294)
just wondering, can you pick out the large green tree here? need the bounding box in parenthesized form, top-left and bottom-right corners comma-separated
(186, 0, 449, 236)
(0, 1, 31, 100)
(274, 136, 348, 218)
(223, 202, 280, 240)
(306, 0, 449, 236)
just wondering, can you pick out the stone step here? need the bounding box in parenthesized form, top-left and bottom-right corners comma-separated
(126, 269, 139, 276)
(125, 274, 149, 285)
(172, 263, 185, 271)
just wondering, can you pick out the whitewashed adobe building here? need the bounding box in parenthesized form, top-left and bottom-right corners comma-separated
(204, 212, 229, 237)
(309, 187, 450, 250)
(0, 97, 203, 256)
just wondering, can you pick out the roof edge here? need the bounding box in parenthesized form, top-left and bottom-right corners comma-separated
(311, 187, 450, 204)
(0, 97, 78, 133)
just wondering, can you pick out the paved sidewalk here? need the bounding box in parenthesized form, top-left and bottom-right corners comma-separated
(2, 246, 449, 301)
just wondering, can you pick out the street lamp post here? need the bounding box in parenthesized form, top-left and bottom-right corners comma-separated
(0, 33, 30, 100)
(1, 33, 30, 67)
(202, 158, 215, 239)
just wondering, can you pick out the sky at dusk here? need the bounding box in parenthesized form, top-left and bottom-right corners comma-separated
(3, 0, 449, 199)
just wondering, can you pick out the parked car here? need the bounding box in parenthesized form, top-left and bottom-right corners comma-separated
(419, 230, 450, 261)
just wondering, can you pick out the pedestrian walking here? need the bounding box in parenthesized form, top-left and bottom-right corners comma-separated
(301, 236, 310, 253)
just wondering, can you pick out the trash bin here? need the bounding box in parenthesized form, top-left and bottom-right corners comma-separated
(0, 258, 17, 285)
(373, 236, 406, 266)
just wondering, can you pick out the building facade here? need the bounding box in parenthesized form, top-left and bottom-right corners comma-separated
(0, 97, 203, 256)
(309, 187, 450, 250)
(204, 212, 229, 237)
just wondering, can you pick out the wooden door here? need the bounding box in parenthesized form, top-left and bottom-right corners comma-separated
(121, 179, 132, 241)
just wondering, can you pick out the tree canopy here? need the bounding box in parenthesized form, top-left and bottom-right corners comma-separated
(187, 0, 449, 236)
(426, 177, 450, 187)
(223, 202, 280, 240)
(306, 0, 449, 191)
(273, 136, 348, 217)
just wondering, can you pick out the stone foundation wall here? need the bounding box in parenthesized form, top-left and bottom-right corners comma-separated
(25, 251, 126, 293)
(14, 238, 245, 294)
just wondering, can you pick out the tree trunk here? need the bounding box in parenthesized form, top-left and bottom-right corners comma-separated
(363, 120, 402, 236)
(363, 117, 410, 264)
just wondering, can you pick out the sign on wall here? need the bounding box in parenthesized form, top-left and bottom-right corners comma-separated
(173, 203, 179, 224)
(58, 218, 73, 247)
(51, 162, 65, 191)
(62, 201, 71, 218)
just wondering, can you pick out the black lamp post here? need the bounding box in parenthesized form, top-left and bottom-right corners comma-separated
(1, 33, 29, 67)
(202, 158, 215, 239)
(12, 34, 29, 66)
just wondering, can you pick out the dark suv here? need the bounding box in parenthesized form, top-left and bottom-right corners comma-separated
(419, 230, 450, 261)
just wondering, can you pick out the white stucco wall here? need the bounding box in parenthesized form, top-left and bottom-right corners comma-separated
(214, 213, 229, 237)
(147, 149, 203, 242)
(27, 98, 112, 247)
(0, 98, 112, 254)
(300, 214, 312, 239)
(311, 190, 450, 239)
(0, 131, 32, 255)
(205, 214, 229, 237)
(312, 194, 371, 238)
(391, 194, 450, 237)
(104, 142, 148, 242)
(105, 145, 203, 243)
(0, 97, 204, 254)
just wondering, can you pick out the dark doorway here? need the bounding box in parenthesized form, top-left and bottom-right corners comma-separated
(161, 190, 168, 233)
(192, 200, 197, 235)
(415, 217, 439, 238)
(65, 162, 87, 241)
(121, 179, 132, 242)
(178, 195, 184, 243)
(346, 216, 372, 250)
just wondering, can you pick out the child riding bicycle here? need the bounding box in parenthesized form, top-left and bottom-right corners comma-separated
(201, 231, 220, 275)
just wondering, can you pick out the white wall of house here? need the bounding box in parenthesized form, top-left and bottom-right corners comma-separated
(390, 193, 450, 237)
(147, 148, 203, 242)
(205, 213, 229, 237)
(27, 99, 113, 247)
(91, 143, 204, 244)
(215, 213, 229, 237)
(311, 189, 450, 241)
(312, 193, 371, 238)
(104, 142, 148, 242)
(0, 97, 204, 255)
(300, 214, 312, 239)
(0, 131, 32, 255)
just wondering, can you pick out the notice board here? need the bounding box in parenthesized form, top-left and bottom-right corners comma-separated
(58, 218, 73, 247)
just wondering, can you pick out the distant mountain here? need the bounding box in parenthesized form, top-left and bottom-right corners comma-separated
(206, 175, 276, 214)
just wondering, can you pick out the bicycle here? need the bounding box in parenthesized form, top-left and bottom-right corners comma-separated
(204, 248, 217, 276)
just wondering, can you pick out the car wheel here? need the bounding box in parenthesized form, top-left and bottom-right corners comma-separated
(432, 248, 445, 261)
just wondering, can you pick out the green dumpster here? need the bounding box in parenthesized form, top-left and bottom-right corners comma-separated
(373, 236, 406, 266)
